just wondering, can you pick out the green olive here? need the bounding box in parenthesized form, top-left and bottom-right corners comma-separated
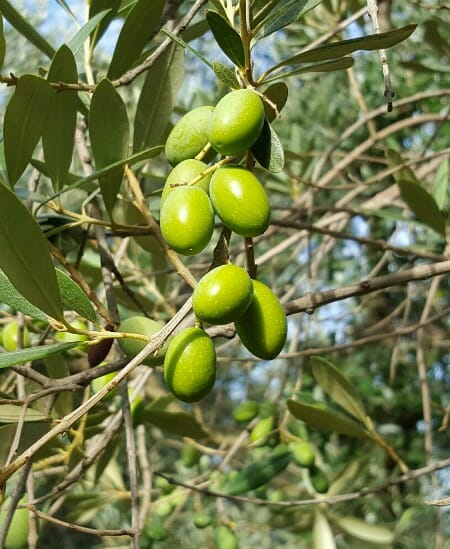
(209, 89, 265, 156)
(55, 319, 89, 345)
(118, 316, 168, 366)
(214, 525, 239, 549)
(235, 280, 287, 360)
(162, 158, 211, 203)
(250, 416, 274, 444)
(164, 327, 216, 403)
(192, 264, 253, 325)
(0, 498, 29, 549)
(181, 443, 201, 468)
(2, 321, 30, 352)
(210, 165, 270, 237)
(291, 441, 315, 468)
(165, 105, 215, 166)
(232, 400, 260, 423)
(160, 186, 214, 256)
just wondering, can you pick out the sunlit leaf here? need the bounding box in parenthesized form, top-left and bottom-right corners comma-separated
(432, 158, 449, 211)
(313, 511, 336, 549)
(333, 516, 394, 545)
(0, 182, 64, 320)
(251, 119, 285, 172)
(67, 9, 112, 55)
(206, 10, 245, 68)
(107, 0, 165, 79)
(212, 61, 240, 89)
(0, 342, 82, 369)
(42, 45, 78, 191)
(310, 356, 367, 423)
(55, 269, 97, 323)
(4, 75, 53, 185)
(140, 408, 209, 439)
(0, 404, 50, 422)
(258, 0, 322, 38)
(0, 271, 48, 321)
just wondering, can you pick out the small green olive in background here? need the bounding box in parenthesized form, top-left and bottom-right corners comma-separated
(232, 401, 260, 423)
(2, 320, 30, 352)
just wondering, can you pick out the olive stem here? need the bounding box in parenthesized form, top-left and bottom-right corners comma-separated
(239, 0, 254, 85)
(244, 237, 257, 279)
(171, 156, 233, 190)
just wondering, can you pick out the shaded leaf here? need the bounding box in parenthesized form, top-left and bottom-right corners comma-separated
(0, 404, 50, 423)
(0, 271, 48, 321)
(0, 0, 54, 58)
(4, 75, 53, 185)
(140, 407, 209, 439)
(287, 398, 371, 439)
(133, 43, 184, 153)
(432, 158, 448, 211)
(0, 14, 5, 70)
(212, 61, 240, 89)
(263, 82, 289, 122)
(0, 424, 17, 466)
(206, 10, 245, 68)
(44, 354, 73, 418)
(313, 511, 336, 549)
(333, 516, 394, 545)
(260, 0, 322, 38)
(55, 269, 97, 323)
(42, 45, 78, 191)
(251, 118, 285, 173)
(0, 182, 64, 320)
(107, 0, 165, 79)
(221, 450, 291, 495)
(67, 9, 112, 55)
(397, 179, 446, 237)
(94, 435, 119, 484)
(266, 57, 354, 83)
(310, 356, 367, 423)
(0, 342, 82, 369)
(89, 0, 121, 51)
(89, 78, 129, 216)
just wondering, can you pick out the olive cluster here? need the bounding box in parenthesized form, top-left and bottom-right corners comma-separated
(120, 90, 287, 403)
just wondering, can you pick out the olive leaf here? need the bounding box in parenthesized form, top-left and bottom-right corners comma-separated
(0, 342, 82, 369)
(0, 14, 5, 70)
(251, 119, 285, 173)
(263, 82, 289, 122)
(66, 9, 111, 55)
(258, 0, 322, 39)
(139, 407, 209, 439)
(212, 61, 240, 89)
(332, 516, 394, 545)
(55, 269, 97, 323)
(0, 404, 50, 423)
(313, 511, 336, 549)
(432, 158, 449, 211)
(206, 10, 245, 69)
(0, 271, 48, 321)
(89, 0, 121, 52)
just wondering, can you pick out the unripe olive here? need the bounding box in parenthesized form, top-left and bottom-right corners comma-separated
(210, 165, 270, 237)
(0, 498, 29, 549)
(232, 400, 260, 423)
(55, 319, 89, 346)
(214, 525, 239, 549)
(118, 316, 168, 367)
(193, 514, 213, 529)
(192, 264, 253, 325)
(209, 89, 265, 156)
(181, 443, 201, 468)
(250, 416, 274, 444)
(2, 321, 30, 352)
(165, 105, 214, 166)
(311, 468, 329, 494)
(164, 327, 216, 403)
(160, 186, 214, 256)
(235, 280, 287, 360)
(291, 441, 315, 468)
(162, 159, 211, 203)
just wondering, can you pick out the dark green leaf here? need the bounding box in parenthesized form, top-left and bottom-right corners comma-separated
(67, 9, 112, 55)
(89, 78, 130, 216)
(0, 342, 82, 369)
(0, 14, 5, 70)
(0, 182, 64, 320)
(55, 269, 97, 323)
(432, 158, 448, 211)
(397, 180, 446, 237)
(0, 271, 48, 321)
(4, 75, 53, 185)
(259, 0, 322, 38)
(0, 0, 55, 58)
(269, 24, 417, 72)
(251, 119, 285, 173)
(0, 425, 17, 466)
(0, 404, 50, 422)
(333, 516, 394, 544)
(140, 407, 209, 439)
(221, 450, 291, 495)
(287, 398, 371, 439)
(42, 46, 78, 191)
(107, 0, 165, 79)
(310, 356, 367, 423)
(212, 61, 240, 89)
(206, 10, 245, 68)
(89, 0, 121, 52)
(263, 82, 288, 122)
(133, 43, 185, 153)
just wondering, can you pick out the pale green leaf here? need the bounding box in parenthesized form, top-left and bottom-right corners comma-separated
(42, 45, 78, 191)
(260, 0, 323, 38)
(313, 511, 336, 549)
(206, 10, 245, 68)
(212, 61, 240, 89)
(4, 75, 53, 185)
(55, 269, 97, 323)
(0, 404, 50, 422)
(141, 408, 209, 439)
(251, 119, 285, 173)
(107, 0, 165, 79)
(265, 57, 354, 83)
(0, 182, 64, 320)
(0, 342, 82, 369)
(133, 43, 185, 153)
(333, 516, 394, 545)
(432, 158, 448, 211)
(311, 356, 367, 423)
(0, 271, 48, 321)
(0, 14, 5, 70)
(67, 9, 112, 55)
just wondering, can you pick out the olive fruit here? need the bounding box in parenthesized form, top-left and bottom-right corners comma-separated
(192, 264, 253, 325)
(291, 441, 315, 468)
(232, 400, 260, 423)
(55, 319, 88, 345)
(209, 89, 265, 156)
(311, 468, 329, 494)
(162, 159, 211, 203)
(250, 416, 274, 444)
(165, 105, 214, 166)
(181, 443, 201, 468)
(2, 321, 30, 352)
(164, 327, 216, 403)
(118, 316, 168, 366)
(235, 280, 287, 360)
(193, 514, 213, 529)
(160, 186, 214, 256)
(0, 498, 29, 549)
(210, 165, 270, 237)
(214, 525, 239, 549)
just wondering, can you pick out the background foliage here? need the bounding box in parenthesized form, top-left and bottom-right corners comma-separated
(0, 0, 449, 547)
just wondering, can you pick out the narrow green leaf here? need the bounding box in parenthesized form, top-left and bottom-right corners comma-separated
(4, 75, 53, 185)
(310, 356, 367, 423)
(0, 404, 50, 422)
(140, 408, 209, 439)
(221, 450, 292, 495)
(263, 82, 288, 122)
(313, 511, 336, 549)
(260, 0, 322, 38)
(67, 9, 112, 55)
(133, 43, 184, 153)
(251, 119, 285, 173)
(0, 342, 82, 369)
(42, 46, 78, 191)
(89, 0, 121, 52)
(266, 57, 354, 83)
(55, 269, 97, 323)
(54, 0, 78, 23)
(397, 179, 446, 237)
(287, 398, 371, 439)
(206, 10, 245, 68)
(0, 182, 64, 320)
(269, 24, 417, 72)
(0, 271, 48, 321)
(162, 28, 213, 70)
(212, 61, 240, 89)
(0, 0, 55, 58)
(107, 0, 165, 79)
(432, 158, 448, 211)
(89, 78, 130, 216)
(333, 516, 394, 545)
(0, 14, 6, 70)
